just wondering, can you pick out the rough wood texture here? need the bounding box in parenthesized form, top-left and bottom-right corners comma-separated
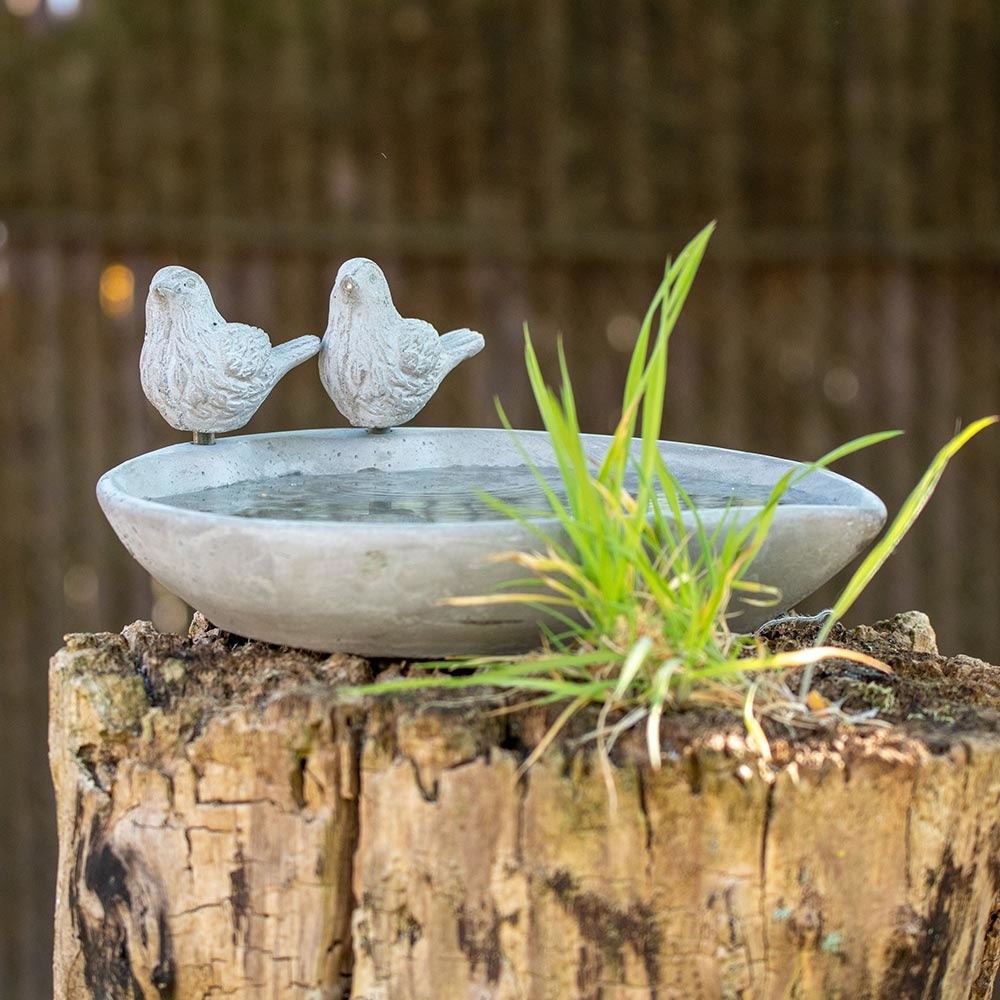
(50, 621, 364, 999)
(52, 621, 1000, 999)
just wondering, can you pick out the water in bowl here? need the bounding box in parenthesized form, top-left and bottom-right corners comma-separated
(153, 464, 812, 524)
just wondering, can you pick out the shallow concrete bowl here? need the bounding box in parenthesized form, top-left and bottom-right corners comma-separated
(97, 427, 887, 656)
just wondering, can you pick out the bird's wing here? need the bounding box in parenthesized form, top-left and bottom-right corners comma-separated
(219, 322, 273, 380)
(397, 319, 441, 381)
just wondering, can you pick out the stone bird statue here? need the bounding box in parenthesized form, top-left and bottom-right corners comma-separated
(318, 258, 484, 430)
(140, 266, 321, 443)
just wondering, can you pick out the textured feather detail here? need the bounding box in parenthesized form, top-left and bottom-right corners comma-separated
(140, 266, 320, 435)
(318, 257, 484, 429)
(398, 321, 441, 381)
(222, 324, 272, 380)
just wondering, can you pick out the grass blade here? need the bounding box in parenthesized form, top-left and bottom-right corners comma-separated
(815, 415, 998, 648)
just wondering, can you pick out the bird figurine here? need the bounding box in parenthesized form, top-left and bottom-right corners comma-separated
(318, 258, 484, 431)
(140, 265, 321, 444)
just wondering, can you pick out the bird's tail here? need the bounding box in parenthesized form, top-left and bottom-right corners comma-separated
(439, 328, 485, 375)
(271, 335, 322, 379)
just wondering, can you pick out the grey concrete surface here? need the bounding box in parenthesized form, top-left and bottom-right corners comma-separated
(97, 427, 886, 656)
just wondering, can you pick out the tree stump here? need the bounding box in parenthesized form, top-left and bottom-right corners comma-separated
(50, 616, 1000, 999)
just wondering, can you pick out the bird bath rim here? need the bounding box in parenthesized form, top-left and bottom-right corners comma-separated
(97, 426, 888, 656)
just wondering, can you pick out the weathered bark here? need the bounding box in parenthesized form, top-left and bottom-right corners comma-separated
(51, 620, 1000, 999)
(50, 622, 364, 999)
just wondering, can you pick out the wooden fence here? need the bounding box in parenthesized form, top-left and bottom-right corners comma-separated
(2, 1, 999, 995)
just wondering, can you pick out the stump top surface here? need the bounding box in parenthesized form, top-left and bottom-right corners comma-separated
(57, 610, 1000, 767)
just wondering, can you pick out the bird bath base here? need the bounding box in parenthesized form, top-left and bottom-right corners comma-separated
(97, 427, 886, 657)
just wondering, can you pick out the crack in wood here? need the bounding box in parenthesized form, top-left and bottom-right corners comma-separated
(758, 779, 776, 997)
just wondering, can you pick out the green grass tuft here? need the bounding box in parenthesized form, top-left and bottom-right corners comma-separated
(356, 225, 996, 769)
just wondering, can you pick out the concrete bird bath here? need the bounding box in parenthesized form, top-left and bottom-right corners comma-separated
(98, 259, 887, 657)
(97, 426, 886, 656)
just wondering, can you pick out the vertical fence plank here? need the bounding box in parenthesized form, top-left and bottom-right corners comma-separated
(919, 266, 961, 646)
(10, 243, 67, 1000)
(0, 237, 43, 998)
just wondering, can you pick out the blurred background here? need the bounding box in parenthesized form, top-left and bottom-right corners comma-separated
(2, 1, 999, 994)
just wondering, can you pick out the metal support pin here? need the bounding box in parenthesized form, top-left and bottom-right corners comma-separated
(193, 431, 216, 446)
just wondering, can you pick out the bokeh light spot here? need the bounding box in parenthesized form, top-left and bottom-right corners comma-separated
(823, 366, 860, 405)
(99, 263, 135, 318)
(63, 563, 98, 607)
(46, 0, 80, 17)
(5, 0, 41, 16)
(605, 313, 641, 353)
